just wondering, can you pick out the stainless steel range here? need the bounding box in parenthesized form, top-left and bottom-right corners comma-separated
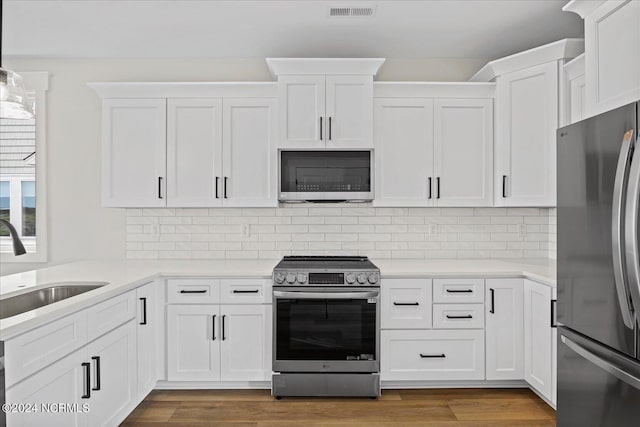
(271, 256, 381, 398)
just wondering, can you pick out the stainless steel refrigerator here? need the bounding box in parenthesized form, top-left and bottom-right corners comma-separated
(557, 101, 640, 426)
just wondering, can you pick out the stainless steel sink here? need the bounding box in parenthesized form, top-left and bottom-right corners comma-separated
(0, 282, 108, 319)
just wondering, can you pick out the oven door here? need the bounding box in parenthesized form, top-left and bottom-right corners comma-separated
(273, 287, 380, 373)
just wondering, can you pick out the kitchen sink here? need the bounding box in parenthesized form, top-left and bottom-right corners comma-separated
(0, 282, 108, 319)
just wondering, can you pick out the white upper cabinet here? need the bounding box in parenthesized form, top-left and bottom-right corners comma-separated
(433, 98, 493, 206)
(101, 99, 167, 207)
(325, 76, 373, 148)
(495, 62, 559, 207)
(167, 98, 223, 207)
(278, 76, 326, 148)
(222, 98, 278, 207)
(374, 98, 435, 206)
(562, 54, 586, 126)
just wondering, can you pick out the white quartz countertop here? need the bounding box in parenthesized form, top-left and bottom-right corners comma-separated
(0, 258, 555, 339)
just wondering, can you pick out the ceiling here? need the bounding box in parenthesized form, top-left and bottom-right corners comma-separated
(3, 1, 583, 60)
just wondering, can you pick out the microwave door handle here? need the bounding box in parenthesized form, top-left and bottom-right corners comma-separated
(612, 129, 636, 329)
(273, 291, 379, 299)
(625, 132, 640, 322)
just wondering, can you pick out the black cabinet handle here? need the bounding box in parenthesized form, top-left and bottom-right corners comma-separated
(158, 177, 163, 199)
(502, 175, 507, 198)
(224, 177, 228, 199)
(215, 177, 220, 199)
(233, 289, 260, 294)
(489, 288, 495, 314)
(329, 117, 332, 140)
(320, 117, 323, 140)
(212, 315, 216, 341)
(91, 356, 101, 391)
(446, 289, 473, 293)
(393, 302, 419, 306)
(140, 297, 147, 325)
(551, 299, 557, 328)
(222, 315, 226, 341)
(81, 362, 91, 399)
(428, 177, 432, 199)
(180, 289, 207, 294)
(436, 177, 440, 199)
(420, 353, 446, 358)
(446, 314, 473, 319)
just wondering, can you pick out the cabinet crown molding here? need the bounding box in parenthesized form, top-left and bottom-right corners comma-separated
(265, 58, 385, 79)
(87, 82, 278, 99)
(469, 38, 585, 82)
(562, 0, 608, 18)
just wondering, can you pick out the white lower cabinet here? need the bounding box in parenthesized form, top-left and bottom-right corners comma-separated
(524, 279, 554, 402)
(485, 279, 524, 380)
(381, 330, 485, 381)
(136, 282, 159, 400)
(381, 278, 432, 329)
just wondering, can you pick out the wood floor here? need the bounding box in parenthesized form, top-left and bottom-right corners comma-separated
(121, 388, 556, 426)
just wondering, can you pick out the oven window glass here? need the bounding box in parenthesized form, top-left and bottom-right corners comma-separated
(276, 298, 376, 361)
(280, 151, 371, 193)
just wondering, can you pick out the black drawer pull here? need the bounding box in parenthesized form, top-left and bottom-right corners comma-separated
(233, 289, 260, 294)
(446, 289, 473, 293)
(420, 353, 446, 358)
(222, 315, 226, 341)
(81, 362, 91, 399)
(140, 297, 147, 325)
(180, 289, 207, 294)
(446, 314, 473, 319)
(489, 288, 495, 314)
(212, 315, 216, 341)
(551, 299, 557, 328)
(91, 356, 101, 391)
(393, 302, 419, 306)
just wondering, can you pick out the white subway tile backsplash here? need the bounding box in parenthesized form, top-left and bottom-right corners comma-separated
(125, 206, 555, 261)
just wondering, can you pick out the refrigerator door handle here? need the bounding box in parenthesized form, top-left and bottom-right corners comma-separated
(561, 334, 640, 391)
(625, 133, 640, 320)
(612, 129, 636, 328)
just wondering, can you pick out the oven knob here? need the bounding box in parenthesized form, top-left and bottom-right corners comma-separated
(286, 273, 296, 284)
(274, 272, 285, 284)
(297, 273, 308, 284)
(368, 273, 379, 284)
(357, 273, 367, 284)
(346, 273, 356, 284)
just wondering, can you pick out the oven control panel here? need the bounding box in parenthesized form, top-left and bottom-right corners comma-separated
(273, 271, 379, 286)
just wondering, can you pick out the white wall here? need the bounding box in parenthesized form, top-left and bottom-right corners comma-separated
(1, 57, 492, 275)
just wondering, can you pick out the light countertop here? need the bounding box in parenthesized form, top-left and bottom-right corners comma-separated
(0, 258, 555, 339)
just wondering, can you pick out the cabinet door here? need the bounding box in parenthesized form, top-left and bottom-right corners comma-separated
(495, 62, 558, 207)
(136, 282, 158, 400)
(222, 98, 278, 207)
(86, 321, 137, 427)
(166, 98, 223, 207)
(325, 76, 373, 148)
(585, 0, 640, 116)
(485, 278, 524, 380)
(6, 347, 89, 427)
(279, 76, 325, 148)
(167, 305, 220, 381)
(569, 74, 586, 124)
(433, 99, 493, 207)
(524, 280, 553, 400)
(219, 305, 271, 381)
(381, 278, 432, 329)
(101, 99, 166, 207)
(373, 98, 435, 206)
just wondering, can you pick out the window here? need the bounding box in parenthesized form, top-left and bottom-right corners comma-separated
(0, 72, 48, 262)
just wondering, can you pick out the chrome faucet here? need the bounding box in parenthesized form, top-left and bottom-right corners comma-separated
(0, 219, 26, 255)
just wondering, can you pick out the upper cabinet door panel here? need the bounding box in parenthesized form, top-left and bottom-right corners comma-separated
(279, 76, 325, 148)
(373, 98, 435, 207)
(585, 0, 640, 116)
(433, 98, 493, 207)
(325, 76, 373, 148)
(166, 98, 223, 207)
(102, 99, 167, 207)
(222, 98, 278, 207)
(495, 62, 558, 207)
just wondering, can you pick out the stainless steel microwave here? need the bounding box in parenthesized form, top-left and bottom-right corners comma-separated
(278, 150, 373, 202)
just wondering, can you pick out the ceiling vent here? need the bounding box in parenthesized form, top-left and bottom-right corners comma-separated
(328, 5, 376, 18)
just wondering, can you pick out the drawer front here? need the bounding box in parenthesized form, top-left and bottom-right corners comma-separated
(220, 279, 271, 304)
(381, 329, 485, 381)
(167, 279, 220, 304)
(5, 310, 88, 388)
(433, 304, 484, 329)
(433, 278, 484, 303)
(87, 291, 136, 341)
(381, 279, 432, 329)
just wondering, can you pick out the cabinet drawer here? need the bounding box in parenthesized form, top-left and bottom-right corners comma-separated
(167, 279, 220, 304)
(5, 310, 88, 388)
(220, 279, 271, 304)
(381, 329, 484, 381)
(87, 291, 136, 341)
(381, 279, 432, 329)
(433, 278, 484, 303)
(433, 304, 484, 329)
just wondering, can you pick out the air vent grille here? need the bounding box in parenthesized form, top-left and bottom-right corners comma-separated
(328, 6, 376, 18)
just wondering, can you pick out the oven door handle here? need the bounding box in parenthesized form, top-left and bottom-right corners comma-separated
(273, 290, 379, 299)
